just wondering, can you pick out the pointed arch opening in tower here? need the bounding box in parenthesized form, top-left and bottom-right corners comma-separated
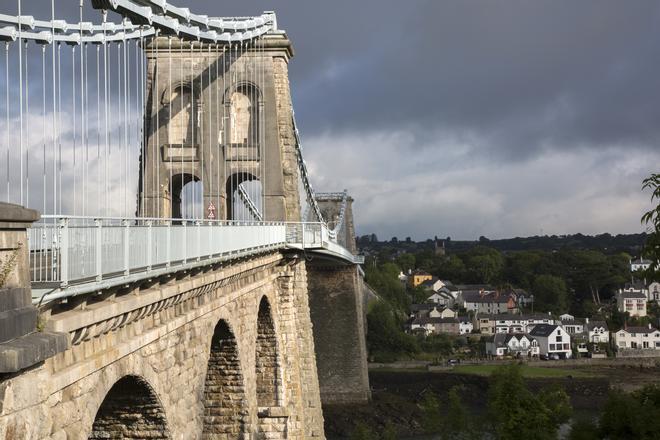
(171, 173, 203, 219)
(202, 320, 247, 438)
(89, 375, 169, 439)
(225, 173, 262, 221)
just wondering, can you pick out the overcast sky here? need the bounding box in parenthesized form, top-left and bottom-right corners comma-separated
(10, 1, 660, 240)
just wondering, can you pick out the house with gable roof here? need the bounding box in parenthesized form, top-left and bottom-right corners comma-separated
(616, 291, 647, 317)
(485, 333, 540, 358)
(529, 324, 572, 359)
(614, 324, 660, 350)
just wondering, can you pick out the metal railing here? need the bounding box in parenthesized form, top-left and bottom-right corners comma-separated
(29, 216, 287, 288)
(28, 216, 363, 301)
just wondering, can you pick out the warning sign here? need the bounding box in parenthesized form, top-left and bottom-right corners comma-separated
(207, 201, 217, 220)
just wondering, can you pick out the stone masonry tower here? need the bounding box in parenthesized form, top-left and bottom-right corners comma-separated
(139, 27, 301, 222)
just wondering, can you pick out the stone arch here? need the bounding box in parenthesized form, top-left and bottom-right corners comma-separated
(255, 296, 280, 407)
(202, 319, 248, 438)
(171, 172, 202, 219)
(225, 172, 261, 221)
(89, 375, 170, 439)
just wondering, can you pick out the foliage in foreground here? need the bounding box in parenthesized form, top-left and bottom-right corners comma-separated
(420, 386, 474, 439)
(568, 384, 660, 440)
(642, 173, 660, 280)
(488, 364, 572, 440)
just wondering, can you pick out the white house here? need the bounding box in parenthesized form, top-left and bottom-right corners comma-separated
(486, 333, 539, 357)
(529, 324, 572, 359)
(614, 325, 660, 350)
(648, 282, 660, 302)
(420, 277, 446, 293)
(630, 258, 652, 273)
(428, 307, 456, 319)
(619, 282, 649, 300)
(616, 291, 647, 317)
(586, 320, 609, 344)
(494, 313, 557, 334)
(560, 318, 585, 336)
(425, 291, 455, 307)
(458, 316, 473, 335)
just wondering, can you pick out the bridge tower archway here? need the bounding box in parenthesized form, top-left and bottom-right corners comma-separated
(171, 172, 203, 219)
(89, 375, 170, 439)
(202, 319, 248, 438)
(225, 172, 262, 221)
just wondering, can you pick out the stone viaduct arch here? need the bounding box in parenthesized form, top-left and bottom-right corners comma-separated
(89, 375, 170, 439)
(202, 319, 248, 438)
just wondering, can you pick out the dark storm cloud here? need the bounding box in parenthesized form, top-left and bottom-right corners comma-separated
(20, 0, 660, 157)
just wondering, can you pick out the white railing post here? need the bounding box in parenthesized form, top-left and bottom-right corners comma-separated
(301, 223, 305, 249)
(166, 221, 171, 268)
(147, 220, 153, 272)
(95, 218, 102, 282)
(59, 218, 69, 287)
(182, 221, 187, 264)
(123, 219, 130, 276)
(196, 221, 201, 261)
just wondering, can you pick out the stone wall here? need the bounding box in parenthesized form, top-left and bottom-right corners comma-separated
(0, 252, 325, 440)
(272, 56, 301, 222)
(616, 349, 660, 358)
(307, 264, 370, 404)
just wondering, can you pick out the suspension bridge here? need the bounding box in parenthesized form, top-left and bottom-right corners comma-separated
(0, 2, 369, 439)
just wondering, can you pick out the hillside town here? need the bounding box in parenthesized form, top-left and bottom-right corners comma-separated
(400, 257, 660, 360)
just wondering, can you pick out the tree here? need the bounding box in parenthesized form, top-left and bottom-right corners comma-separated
(419, 391, 443, 433)
(396, 253, 416, 273)
(599, 384, 660, 439)
(539, 387, 572, 427)
(381, 422, 398, 440)
(488, 364, 572, 440)
(444, 386, 469, 437)
(436, 255, 467, 282)
(462, 246, 504, 284)
(532, 275, 569, 315)
(366, 300, 418, 361)
(642, 173, 660, 280)
(349, 421, 378, 440)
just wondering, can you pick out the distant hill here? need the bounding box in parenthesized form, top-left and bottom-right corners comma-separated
(357, 232, 647, 255)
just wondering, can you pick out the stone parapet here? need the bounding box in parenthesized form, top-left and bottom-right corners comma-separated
(0, 203, 67, 374)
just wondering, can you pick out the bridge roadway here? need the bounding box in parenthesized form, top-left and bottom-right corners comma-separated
(28, 216, 363, 304)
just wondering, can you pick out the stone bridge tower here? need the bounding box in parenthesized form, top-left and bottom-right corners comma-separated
(306, 193, 371, 404)
(139, 31, 301, 222)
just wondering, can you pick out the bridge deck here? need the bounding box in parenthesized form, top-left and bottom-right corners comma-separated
(29, 216, 363, 304)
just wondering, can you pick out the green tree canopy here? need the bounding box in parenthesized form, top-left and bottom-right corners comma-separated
(532, 274, 569, 315)
(599, 384, 660, 439)
(642, 173, 660, 280)
(488, 364, 572, 440)
(462, 246, 504, 284)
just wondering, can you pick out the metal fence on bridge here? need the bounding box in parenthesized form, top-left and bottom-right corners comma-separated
(27, 216, 363, 301)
